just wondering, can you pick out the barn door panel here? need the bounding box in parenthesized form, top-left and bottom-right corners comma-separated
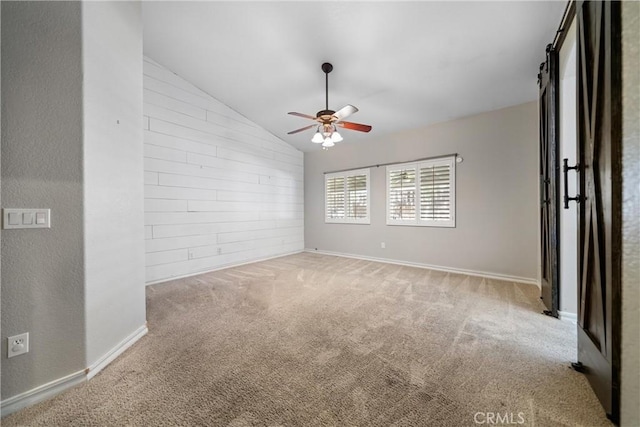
(575, 1, 621, 422)
(538, 44, 560, 317)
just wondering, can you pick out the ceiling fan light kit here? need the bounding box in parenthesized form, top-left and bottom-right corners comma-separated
(331, 130, 343, 142)
(311, 130, 324, 143)
(287, 62, 372, 149)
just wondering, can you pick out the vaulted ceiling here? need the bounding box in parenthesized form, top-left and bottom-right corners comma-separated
(142, 1, 565, 152)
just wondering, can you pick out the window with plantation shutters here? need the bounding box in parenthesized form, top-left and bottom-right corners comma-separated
(325, 168, 370, 224)
(386, 157, 455, 227)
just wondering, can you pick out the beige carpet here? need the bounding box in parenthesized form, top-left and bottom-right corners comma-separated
(4, 253, 612, 426)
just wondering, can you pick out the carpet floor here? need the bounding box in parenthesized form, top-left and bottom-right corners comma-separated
(3, 253, 612, 426)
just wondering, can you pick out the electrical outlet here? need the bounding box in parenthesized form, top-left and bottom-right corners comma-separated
(217, 247, 222, 255)
(381, 242, 386, 249)
(8, 333, 29, 358)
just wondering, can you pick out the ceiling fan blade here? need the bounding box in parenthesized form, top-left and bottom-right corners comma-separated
(287, 124, 317, 135)
(333, 104, 359, 121)
(288, 112, 317, 120)
(337, 121, 372, 133)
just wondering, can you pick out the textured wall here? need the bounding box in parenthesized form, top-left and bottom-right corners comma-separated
(558, 19, 578, 317)
(1, 1, 3, 396)
(82, 2, 146, 367)
(305, 102, 539, 283)
(1, 2, 86, 400)
(1, 1, 147, 407)
(143, 58, 304, 284)
(621, 1, 640, 425)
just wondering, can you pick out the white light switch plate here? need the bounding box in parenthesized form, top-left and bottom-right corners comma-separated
(2, 209, 50, 229)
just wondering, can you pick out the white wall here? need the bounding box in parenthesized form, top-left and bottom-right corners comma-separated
(621, 2, 640, 425)
(1, 1, 146, 414)
(1, 2, 3, 404)
(82, 2, 146, 368)
(558, 19, 578, 318)
(1, 1, 86, 401)
(305, 102, 539, 283)
(143, 58, 304, 283)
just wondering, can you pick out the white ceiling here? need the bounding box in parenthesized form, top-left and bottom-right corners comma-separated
(142, 1, 565, 152)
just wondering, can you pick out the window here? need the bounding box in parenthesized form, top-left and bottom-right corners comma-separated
(325, 168, 370, 224)
(386, 157, 455, 227)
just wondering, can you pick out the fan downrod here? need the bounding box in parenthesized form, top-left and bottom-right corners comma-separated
(286, 61, 372, 137)
(321, 63, 333, 112)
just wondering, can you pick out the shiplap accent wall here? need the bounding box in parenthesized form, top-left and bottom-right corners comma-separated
(143, 57, 304, 283)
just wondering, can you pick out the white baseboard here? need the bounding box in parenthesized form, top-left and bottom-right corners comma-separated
(87, 324, 148, 380)
(305, 248, 540, 287)
(0, 370, 86, 418)
(558, 310, 578, 323)
(1, 323, 148, 418)
(146, 249, 304, 286)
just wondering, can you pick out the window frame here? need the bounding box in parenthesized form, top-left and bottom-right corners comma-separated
(386, 157, 456, 228)
(324, 168, 371, 224)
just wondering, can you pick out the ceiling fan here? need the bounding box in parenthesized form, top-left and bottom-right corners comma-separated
(287, 62, 372, 148)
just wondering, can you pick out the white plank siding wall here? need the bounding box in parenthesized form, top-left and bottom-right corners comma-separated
(143, 57, 304, 283)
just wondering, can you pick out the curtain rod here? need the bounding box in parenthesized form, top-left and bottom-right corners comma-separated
(323, 153, 459, 175)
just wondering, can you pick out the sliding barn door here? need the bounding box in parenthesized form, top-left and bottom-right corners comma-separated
(538, 44, 560, 317)
(576, 1, 621, 422)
